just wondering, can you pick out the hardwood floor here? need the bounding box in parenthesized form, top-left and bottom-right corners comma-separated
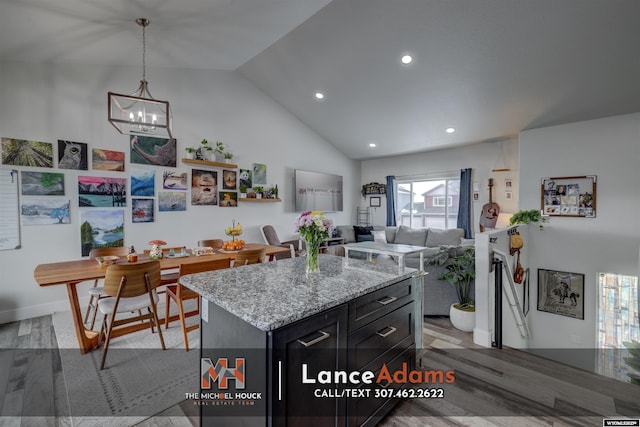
(1, 315, 638, 426)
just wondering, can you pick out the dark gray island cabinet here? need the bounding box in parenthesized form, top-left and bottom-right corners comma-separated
(180, 255, 423, 427)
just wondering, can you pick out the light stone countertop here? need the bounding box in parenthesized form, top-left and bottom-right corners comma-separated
(179, 254, 417, 331)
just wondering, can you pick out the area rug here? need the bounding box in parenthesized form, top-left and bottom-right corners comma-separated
(53, 300, 200, 426)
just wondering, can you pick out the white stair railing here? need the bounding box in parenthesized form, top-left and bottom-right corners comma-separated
(492, 249, 532, 339)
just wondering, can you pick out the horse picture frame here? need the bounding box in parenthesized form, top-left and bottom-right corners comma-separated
(537, 268, 585, 320)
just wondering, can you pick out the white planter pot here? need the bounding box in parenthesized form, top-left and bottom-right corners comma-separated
(256, 194, 262, 199)
(449, 303, 475, 332)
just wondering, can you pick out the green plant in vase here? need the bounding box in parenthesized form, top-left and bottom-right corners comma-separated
(509, 209, 548, 230)
(185, 139, 213, 160)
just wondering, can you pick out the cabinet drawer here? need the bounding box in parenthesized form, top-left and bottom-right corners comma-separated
(349, 278, 413, 330)
(349, 302, 414, 371)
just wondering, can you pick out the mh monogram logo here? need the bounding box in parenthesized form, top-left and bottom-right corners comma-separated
(201, 357, 246, 389)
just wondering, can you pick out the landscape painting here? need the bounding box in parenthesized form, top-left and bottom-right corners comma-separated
(131, 169, 155, 196)
(57, 140, 88, 170)
(21, 198, 70, 225)
(130, 135, 176, 167)
(162, 170, 187, 190)
(132, 198, 154, 223)
(21, 171, 65, 196)
(1, 137, 53, 168)
(92, 148, 125, 171)
(78, 176, 126, 207)
(80, 209, 124, 256)
(159, 191, 187, 212)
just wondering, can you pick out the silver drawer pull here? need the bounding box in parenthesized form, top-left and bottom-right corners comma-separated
(376, 296, 397, 305)
(297, 330, 330, 347)
(376, 326, 397, 338)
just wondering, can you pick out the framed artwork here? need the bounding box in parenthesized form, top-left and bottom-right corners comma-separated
(370, 196, 381, 207)
(191, 169, 217, 205)
(162, 171, 187, 190)
(131, 169, 155, 196)
(21, 198, 70, 225)
(252, 163, 267, 185)
(92, 148, 125, 171)
(239, 168, 253, 188)
(21, 171, 65, 196)
(222, 169, 237, 190)
(473, 192, 479, 201)
(1, 137, 53, 168)
(159, 191, 187, 212)
(541, 175, 596, 217)
(130, 135, 177, 167)
(132, 198, 154, 223)
(80, 209, 124, 256)
(537, 269, 584, 319)
(505, 191, 513, 200)
(58, 140, 88, 170)
(219, 191, 238, 207)
(78, 176, 126, 207)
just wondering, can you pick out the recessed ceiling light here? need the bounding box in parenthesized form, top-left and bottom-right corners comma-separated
(314, 92, 325, 100)
(446, 127, 455, 133)
(401, 54, 413, 65)
(368, 143, 377, 148)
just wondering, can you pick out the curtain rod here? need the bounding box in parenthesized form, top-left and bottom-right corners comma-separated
(394, 170, 460, 180)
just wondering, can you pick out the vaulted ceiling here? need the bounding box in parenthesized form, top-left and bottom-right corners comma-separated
(2, 0, 640, 159)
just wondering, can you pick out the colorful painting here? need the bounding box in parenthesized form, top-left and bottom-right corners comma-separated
(80, 209, 124, 256)
(130, 135, 176, 167)
(239, 168, 253, 188)
(21, 171, 65, 196)
(252, 163, 267, 185)
(162, 170, 187, 190)
(58, 140, 88, 170)
(131, 169, 155, 196)
(222, 169, 237, 190)
(92, 148, 125, 171)
(132, 198, 154, 223)
(159, 191, 187, 212)
(219, 191, 237, 207)
(1, 137, 53, 168)
(78, 176, 126, 207)
(191, 169, 217, 206)
(21, 198, 70, 225)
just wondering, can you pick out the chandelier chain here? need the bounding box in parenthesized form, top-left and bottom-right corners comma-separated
(141, 21, 146, 82)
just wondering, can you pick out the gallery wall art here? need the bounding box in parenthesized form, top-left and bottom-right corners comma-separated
(252, 163, 267, 185)
(1, 137, 53, 168)
(21, 171, 65, 196)
(191, 169, 217, 206)
(159, 191, 187, 212)
(219, 191, 237, 207)
(537, 269, 585, 320)
(80, 209, 124, 256)
(239, 169, 252, 188)
(131, 169, 155, 197)
(130, 135, 176, 167)
(92, 148, 125, 171)
(58, 140, 88, 170)
(222, 170, 237, 190)
(132, 198, 154, 223)
(162, 171, 187, 190)
(21, 199, 70, 225)
(78, 176, 126, 207)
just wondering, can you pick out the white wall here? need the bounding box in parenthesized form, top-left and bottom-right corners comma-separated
(361, 139, 519, 232)
(0, 62, 359, 323)
(519, 113, 640, 370)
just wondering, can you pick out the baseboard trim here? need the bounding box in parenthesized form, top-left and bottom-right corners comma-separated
(0, 298, 82, 324)
(473, 328, 492, 348)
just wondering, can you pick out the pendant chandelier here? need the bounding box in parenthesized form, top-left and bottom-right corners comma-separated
(108, 18, 172, 139)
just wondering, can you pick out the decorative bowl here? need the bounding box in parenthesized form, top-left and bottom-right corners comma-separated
(96, 255, 119, 267)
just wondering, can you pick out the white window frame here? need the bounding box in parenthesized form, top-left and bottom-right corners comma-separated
(396, 173, 459, 229)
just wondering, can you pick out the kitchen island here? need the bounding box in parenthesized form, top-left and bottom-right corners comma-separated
(180, 254, 423, 427)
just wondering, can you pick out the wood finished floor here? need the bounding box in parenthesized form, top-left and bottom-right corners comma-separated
(1, 315, 638, 426)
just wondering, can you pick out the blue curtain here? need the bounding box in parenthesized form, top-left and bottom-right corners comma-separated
(457, 168, 472, 238)
(385, 175, 397, 226)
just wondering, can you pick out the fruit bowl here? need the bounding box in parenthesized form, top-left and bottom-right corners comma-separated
(96, 255, 119, 267)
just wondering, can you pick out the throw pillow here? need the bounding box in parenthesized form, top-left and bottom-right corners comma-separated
(425, 228, 464, 247)
(353, 225, 374, 243)
(394, 225, 428, 247)
(371, 230, 387, 244)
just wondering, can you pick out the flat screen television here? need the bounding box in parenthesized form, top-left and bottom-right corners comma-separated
(294, 169, 343, 212)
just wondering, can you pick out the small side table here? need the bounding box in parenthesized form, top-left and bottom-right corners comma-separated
(320, 237, 345, 253)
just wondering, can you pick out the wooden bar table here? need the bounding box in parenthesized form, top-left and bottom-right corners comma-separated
(34, 244, 290, 354)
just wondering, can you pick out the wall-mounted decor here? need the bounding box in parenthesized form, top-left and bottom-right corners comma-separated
(92, 148, 125, 171)
(505, 191, 512, 200)
(58, 140, 88, 170)
(159, 191, 187, 211)
(361, 182, 386, 198)
(191, 169, 217, 205)
(130, 135, 176, 167)
(21, 198, 70, 225)
(0, 169, 21, 250)
(252, 163, 267, 185)
(537, 268, 584, 320)
(1, 137, 53, 168)
(541, 175, 596, 217)
(239, 168, 253, 188)
(162, 171, 187, 190)
(222, 169, 237, 190)
(80, 209, 124, 256)
(21, 171, 65, 196)
(370, 196, 381, 207)
(219, 191, 238, 207)
(131, 169, 155, 196)
(78, 176, 126, 207)
(132, 198, 154, 223)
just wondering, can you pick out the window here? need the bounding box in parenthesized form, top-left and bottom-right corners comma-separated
(396, 175, 459, 229)
(597, 272, 639, 383)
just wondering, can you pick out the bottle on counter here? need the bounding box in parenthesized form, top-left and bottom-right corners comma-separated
(127, 246, 138, 263)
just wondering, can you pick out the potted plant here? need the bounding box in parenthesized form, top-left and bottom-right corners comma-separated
(185, 139, 213, 160)
(270, 184, 279, 199)
(239, 184, 248, 198)
(213, 141, 225, 161)
(623, 340, 640, 386)
(509, 209, 548, 230)
(223, 151, 234, 163)
(253, 185, 264, 199)
(426, 246, 476, 332)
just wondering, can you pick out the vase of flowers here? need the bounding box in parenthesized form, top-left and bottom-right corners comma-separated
(294, 211, 333, 274)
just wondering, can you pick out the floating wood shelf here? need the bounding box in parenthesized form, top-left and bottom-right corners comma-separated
(181, 158, 238, 169)
(238, 198, 281, 203)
